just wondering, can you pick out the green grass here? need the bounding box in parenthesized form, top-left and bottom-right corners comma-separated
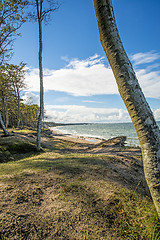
(108, 189, 160, 239)
(0, 152, 159, 239)
(0, 129, 160, 239)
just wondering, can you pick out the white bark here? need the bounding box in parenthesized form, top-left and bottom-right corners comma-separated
(0, 111, 9, 136)
(36, 0, 44, 151)
(5, 102, 9, 128)
(17, 87, 22, 128)
(94, 0, 160, 217)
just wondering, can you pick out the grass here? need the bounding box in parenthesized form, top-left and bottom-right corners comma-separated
(0, 129, 38, 163)
(60, 183, 159, 239)
(0, 129, 160, 239)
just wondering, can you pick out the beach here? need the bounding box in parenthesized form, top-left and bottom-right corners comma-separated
(49, 127, 103, 144)
(50, 122, 141, 147)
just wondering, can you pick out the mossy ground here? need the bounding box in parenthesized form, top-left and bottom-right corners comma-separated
(0, 129, 159, 239)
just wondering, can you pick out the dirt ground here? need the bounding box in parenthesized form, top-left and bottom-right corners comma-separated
(0, 128, 158, 239)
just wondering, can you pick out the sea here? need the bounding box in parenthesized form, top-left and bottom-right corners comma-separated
(53, 122, 160, 147)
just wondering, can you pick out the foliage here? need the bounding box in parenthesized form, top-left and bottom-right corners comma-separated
(0, 0, 28, 63)
(21, 103, 39, 127)
(0, 63, 40, 128)
(28, 0, 59, 24)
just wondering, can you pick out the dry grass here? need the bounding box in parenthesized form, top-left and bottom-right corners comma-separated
(0, 129, 159, 239)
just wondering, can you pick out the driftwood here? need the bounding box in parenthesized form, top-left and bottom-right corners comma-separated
(97, 136, 127, 147)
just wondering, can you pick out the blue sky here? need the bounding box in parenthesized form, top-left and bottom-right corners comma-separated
(10, 0, 160, 123)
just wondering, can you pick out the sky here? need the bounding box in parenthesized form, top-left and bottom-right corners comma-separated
(9, 0, 160, 123)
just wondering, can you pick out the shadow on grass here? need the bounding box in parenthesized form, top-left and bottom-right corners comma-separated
(0, 176, 158, 240)
(0, 153, 149, 196)
(0, 153, 159, 239)
(58, 182, 159, 240)
(0, 182, 119, 239)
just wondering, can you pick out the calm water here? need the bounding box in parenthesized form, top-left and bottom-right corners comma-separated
(53, 122, 160, 147)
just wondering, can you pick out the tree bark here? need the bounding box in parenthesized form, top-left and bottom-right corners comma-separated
(0, 111, 9, 136)
(5, 102, 9, 128)
(1, 95, 6, 125)
(94, 0, 160, 217)
(17, 87, 22, 128)
(36, 0, 44, 151)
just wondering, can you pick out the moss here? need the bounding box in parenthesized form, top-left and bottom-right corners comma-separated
(6, 142, 37, 153)
(0, 133, 37, 163)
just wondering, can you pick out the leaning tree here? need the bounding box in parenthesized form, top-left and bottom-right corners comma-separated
(94, 0, 160, 217)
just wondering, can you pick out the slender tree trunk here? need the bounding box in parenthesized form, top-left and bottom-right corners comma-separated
(1, 92, 6, 124)
(36, 0, 44, 151)
(0, 111, 9, 136)
(1, 92, 8, 128)
(5, 102, 9, 128)
(94, 0, 160, 217)
(17, 88, 22, 128)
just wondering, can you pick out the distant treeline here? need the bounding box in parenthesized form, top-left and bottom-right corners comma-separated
(0, 63, 40, 129)
(46, 122, 89, 127)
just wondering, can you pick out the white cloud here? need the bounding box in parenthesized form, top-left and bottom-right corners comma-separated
(25, 54, 118, 96)
(131, 51, 160, 66)
(154, 109, 160, 121)
(82, 100, 103, 103)
(45, 104, 160, 124)
(22, 92, 39, 105)
(45, 105, 130, 123)
(25, 53, 160, 99)
(136, 69, 160, 98)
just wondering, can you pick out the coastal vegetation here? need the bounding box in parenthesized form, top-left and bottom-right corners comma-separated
(0, 0, 29, 135)
(0, 0, 28, 64)
(0, 128, 160, 239)
(0, 63, 40, 129)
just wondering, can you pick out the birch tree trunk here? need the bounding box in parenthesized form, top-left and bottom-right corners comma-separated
(94, 0, 160, 217)
(5, 102, 9, 128)
(36, 0, 44, 151)
(1, 94, 6, 125)
(30, 0, 59, 151)
(17, 87, 22, 128)
(0, 111, 9, 136)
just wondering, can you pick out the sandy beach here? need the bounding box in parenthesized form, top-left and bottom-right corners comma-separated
(49, 127, 103, 144)
(41, 127, 141, 158)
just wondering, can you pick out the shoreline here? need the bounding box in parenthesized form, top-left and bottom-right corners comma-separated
(49, 127, 103, 144)
(49, 124, 140, 147)
(47, 127, 135, 151)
